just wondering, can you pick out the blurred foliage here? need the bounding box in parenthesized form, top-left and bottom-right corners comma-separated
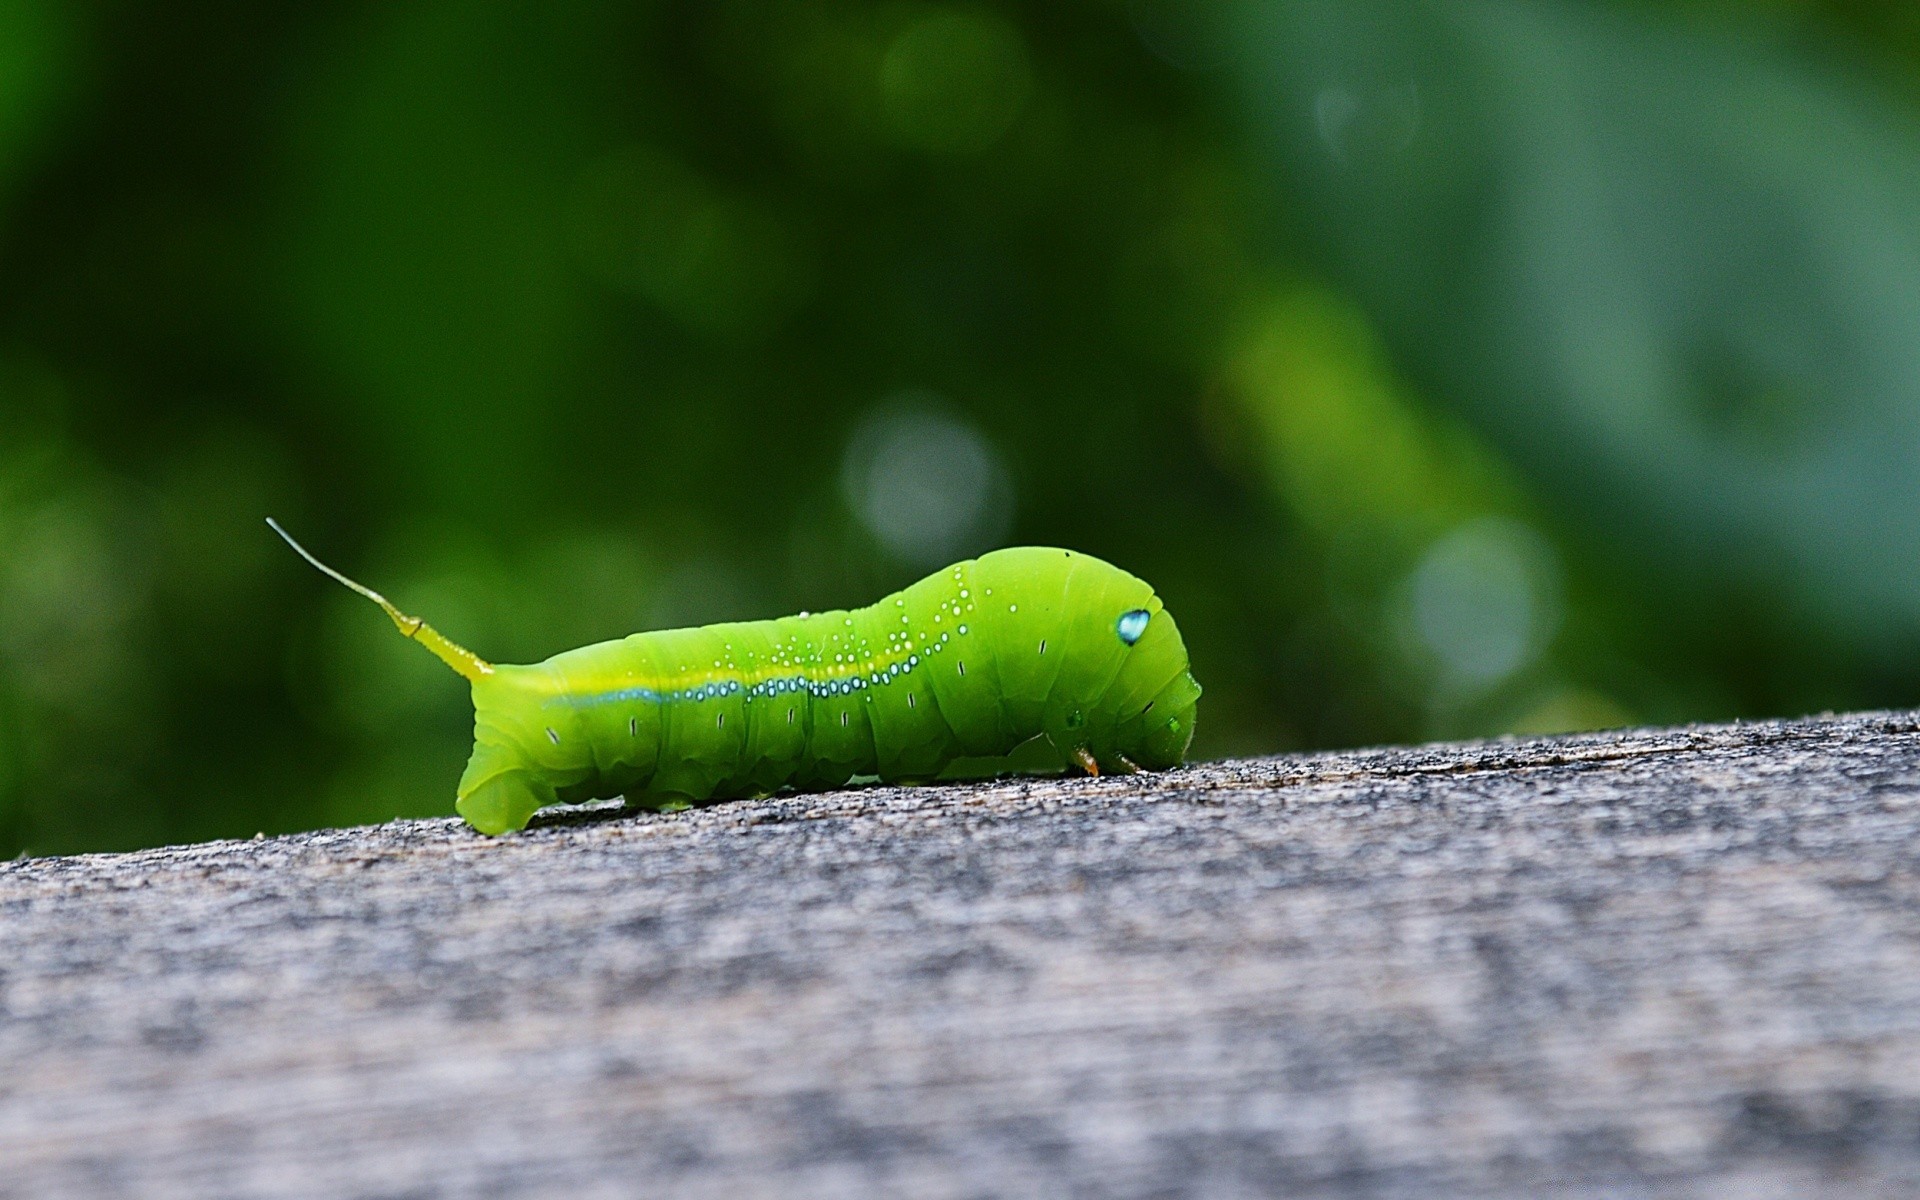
(4, 0, 1920, 854)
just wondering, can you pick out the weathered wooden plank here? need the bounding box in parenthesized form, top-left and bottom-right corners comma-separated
(6, 713, 1920, 1198)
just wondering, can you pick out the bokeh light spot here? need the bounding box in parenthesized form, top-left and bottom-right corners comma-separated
(880, 10, 1032, 155)
(1405, 517, 1562, 691)
(566, 145, 810, 338)
(841, 394, 1014, 566)
(1314, 82, 1421, 165)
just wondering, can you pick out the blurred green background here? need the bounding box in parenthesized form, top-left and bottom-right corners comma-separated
(7, 0, 1920, 855)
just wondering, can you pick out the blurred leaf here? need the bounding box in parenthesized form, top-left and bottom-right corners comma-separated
(1227, 287, 1527, 573)
(1226, 285, 1613, 729)
(1235, 0, 1920, 643)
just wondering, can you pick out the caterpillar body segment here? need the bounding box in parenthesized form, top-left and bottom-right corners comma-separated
(271, 525, 1200, 835)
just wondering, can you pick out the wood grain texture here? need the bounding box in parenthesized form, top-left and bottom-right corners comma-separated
(7, 713, 1920, 1198)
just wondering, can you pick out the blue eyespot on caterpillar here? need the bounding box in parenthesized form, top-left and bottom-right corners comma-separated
(270, 521, 1201, 835)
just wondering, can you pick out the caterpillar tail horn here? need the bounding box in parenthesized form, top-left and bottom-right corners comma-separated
(266, 518, 492, 683)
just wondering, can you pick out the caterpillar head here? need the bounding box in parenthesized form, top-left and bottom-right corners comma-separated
(1133, 668, 1202, 769)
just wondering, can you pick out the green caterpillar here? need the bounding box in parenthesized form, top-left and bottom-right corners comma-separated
(270, 521, 1201, 835)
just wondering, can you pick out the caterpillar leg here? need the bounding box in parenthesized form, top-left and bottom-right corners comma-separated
(456, 770, 554, 836)
(1071, 747, 1100, 777)
(627, 790, 698, 813)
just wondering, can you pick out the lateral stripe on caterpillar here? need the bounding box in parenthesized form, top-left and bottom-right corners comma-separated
(271, 522, 1201, 835)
